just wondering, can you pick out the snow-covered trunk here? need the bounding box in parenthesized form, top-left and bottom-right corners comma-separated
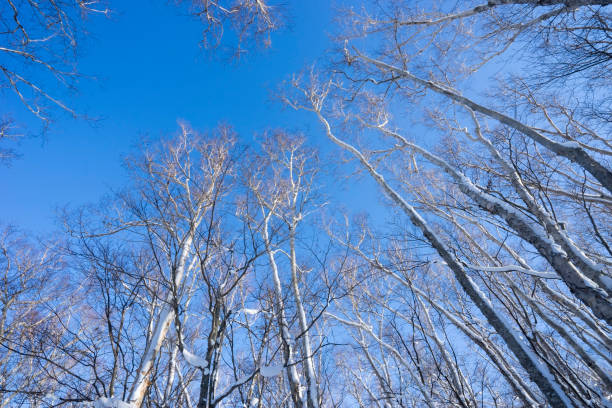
(315, 111, 574, 407)
(461, 215, 612, 356)
(382, 186, 574, 407)
(376, 124, 612, 324)
(128, 234, 194, 407)
(452, 173, 612, 324)
(355, 52, 612, 194)
(289, 227, 319, 408)
(465, 114, 611, 296)
(263, 217, 304, 408)
(445, 214, 612, 401)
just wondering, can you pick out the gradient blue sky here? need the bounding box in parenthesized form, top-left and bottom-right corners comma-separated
(1, 0, 369, 233)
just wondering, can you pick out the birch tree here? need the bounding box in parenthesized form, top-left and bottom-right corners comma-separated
(245, 131, 328, 408)
(54, 125, 242, 407)
(0, 0, 109, 143)
(0, 225, 81, 407)
(183, 0, 282, 57)
(284, 1, 612, 402)
(0, 0, 281, 161)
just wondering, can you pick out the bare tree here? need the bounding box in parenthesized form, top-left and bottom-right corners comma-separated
(0, 225, 83, 407)
(183, 0, 283, 57)
(0, 0, 282, 162)
(245, 130, 327, 408)
(0, 1, 109, 137)
(283, 1, 612, 405)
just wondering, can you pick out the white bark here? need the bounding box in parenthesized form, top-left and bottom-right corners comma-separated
(311, 107, 574, 407)
(373, 122, 612, 323)
(262, 214, 304, 408)
(353, 51, 612, 194)
(128, 234, 194, 407)
(289, 229, 319, 408)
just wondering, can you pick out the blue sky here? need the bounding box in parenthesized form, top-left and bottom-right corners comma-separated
(1, 0, 354, 233)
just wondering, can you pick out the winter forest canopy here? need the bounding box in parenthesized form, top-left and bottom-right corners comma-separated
(1, 0, 612, 407)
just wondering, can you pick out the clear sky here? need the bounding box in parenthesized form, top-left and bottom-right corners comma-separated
(1, 0, 351, 233)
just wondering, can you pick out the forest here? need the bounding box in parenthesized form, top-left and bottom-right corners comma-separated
(1, 1, 611, 407)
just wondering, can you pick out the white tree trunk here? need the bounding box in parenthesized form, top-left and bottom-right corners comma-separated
(128, 234, 193, 407)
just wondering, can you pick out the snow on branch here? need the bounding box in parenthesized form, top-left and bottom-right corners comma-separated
(465, 264, 560, 280)
(182, 349, 209, 369)
(92, 397, 134, 408)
